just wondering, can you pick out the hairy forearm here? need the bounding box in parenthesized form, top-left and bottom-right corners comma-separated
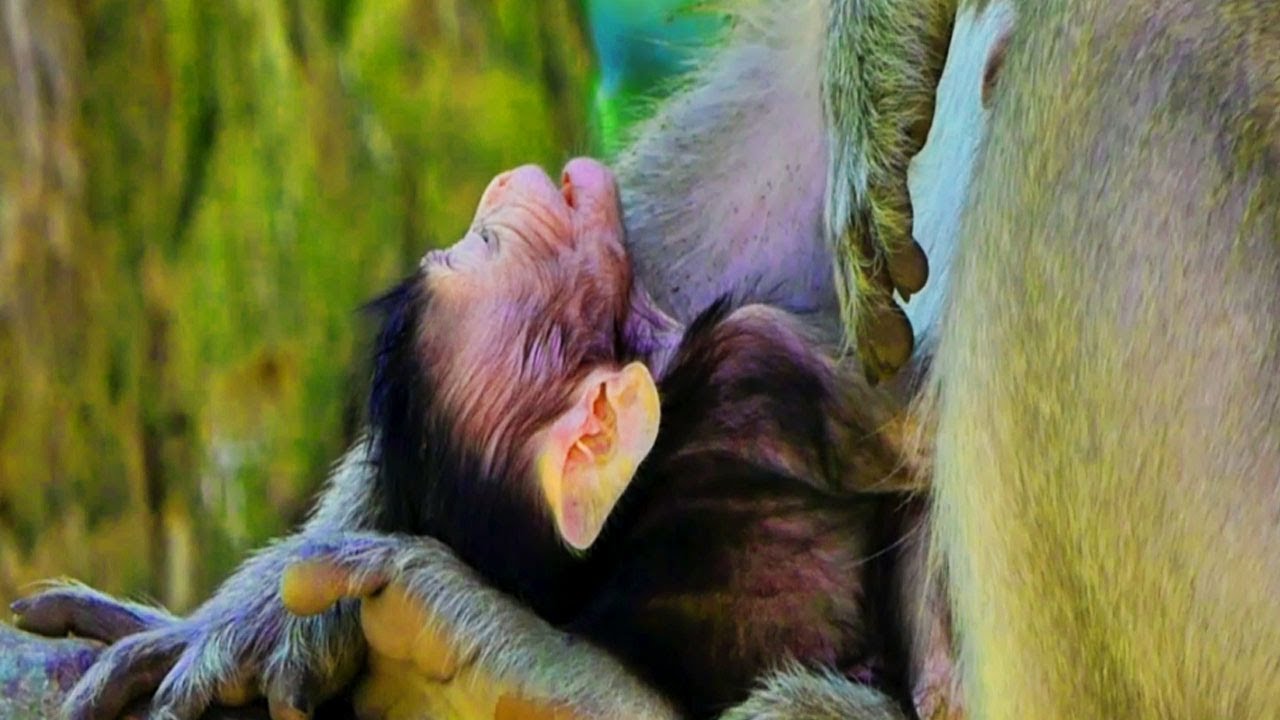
(183, 536, 365, 701)
(303, 434, 385, 533)
(292, 532, 681, 720)
(175, 438, 389, 699)
(616, 0, 835, 324)
(163, 438, 386, 697)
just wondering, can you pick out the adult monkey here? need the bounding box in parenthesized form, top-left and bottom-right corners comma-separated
(633, 3, 1280, 717)
(19, 1, 1280, 720)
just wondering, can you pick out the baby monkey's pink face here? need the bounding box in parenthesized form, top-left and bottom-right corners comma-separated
(425, 158, 629, 310)
(418, 158, 660, 551)
(421, 159, 631, 394)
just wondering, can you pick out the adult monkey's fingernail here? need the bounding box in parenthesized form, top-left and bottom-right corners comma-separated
(890, 239, 928, 296)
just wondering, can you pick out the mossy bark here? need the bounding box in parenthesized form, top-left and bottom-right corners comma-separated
(0, 0, 591, 612)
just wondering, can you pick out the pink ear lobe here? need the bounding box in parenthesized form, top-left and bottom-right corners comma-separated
(535, 363, 661, 550)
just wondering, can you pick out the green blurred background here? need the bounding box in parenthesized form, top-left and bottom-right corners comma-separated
(0, 0, 727, 610)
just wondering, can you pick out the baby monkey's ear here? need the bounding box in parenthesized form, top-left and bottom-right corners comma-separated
(535, 362, 660, 551)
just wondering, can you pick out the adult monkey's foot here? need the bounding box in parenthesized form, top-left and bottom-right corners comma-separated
(822, 0, 952, 382)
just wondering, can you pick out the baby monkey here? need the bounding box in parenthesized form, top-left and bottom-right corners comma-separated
(16, 159, 917, 720)
(353, 158, 914, 716)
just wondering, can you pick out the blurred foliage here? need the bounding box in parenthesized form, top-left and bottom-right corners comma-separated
(0, 0, 595, 610)
(582, 0, 727, 153)
(0, 0, 731, 613)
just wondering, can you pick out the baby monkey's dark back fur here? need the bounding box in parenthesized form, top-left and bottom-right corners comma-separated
(369, 290, 913, 718)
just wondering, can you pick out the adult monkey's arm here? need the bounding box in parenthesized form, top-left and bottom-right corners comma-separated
(618, 0, 955, 382)
(12, 444, 681, 720)
(12, 535, 900, 720)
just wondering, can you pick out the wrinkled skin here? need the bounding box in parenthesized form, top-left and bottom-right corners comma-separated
(423, 159, 634, 454)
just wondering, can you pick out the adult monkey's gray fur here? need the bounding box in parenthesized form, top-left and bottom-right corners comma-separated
(619, 0, 951, 382)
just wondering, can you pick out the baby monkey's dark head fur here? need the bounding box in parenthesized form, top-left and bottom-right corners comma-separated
(361, 159, 920, 715)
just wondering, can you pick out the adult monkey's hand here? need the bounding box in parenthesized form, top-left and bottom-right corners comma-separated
(822, 0, 952, 383)
(281, 533, 679, 720)
(0, 620, 267, 719)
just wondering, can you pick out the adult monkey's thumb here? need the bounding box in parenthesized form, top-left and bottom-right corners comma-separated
(282, 556, 466, 682)
(280, 559, 389, 616)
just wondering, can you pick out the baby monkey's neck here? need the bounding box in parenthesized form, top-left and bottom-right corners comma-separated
(621, 280, 684, 376)
(637, 299, 913, 495)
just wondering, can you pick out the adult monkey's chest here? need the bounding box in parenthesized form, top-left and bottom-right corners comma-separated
(906, 0, 1017, 355)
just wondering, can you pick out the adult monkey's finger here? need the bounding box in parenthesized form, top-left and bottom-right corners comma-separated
(360, 581, 463, 681)
(13, 585, 172, 643)
(861, 300, 915, 385)
(265, 669, 319, 720)
(62, 631, 183, 720)
(281, 559, 391, 616)
(889, 237, 929, 301)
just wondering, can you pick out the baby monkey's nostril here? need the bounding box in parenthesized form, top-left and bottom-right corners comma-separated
(561, 172, 576, 209)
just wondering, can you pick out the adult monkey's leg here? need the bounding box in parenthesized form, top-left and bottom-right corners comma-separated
(930, 1, 1280, 717)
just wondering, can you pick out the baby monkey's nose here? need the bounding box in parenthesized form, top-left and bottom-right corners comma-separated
(560, 157, 621, 233)
(480, 160, 617, 220)
(474, 160, 620, 251)
(560, 157, 617, 210)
